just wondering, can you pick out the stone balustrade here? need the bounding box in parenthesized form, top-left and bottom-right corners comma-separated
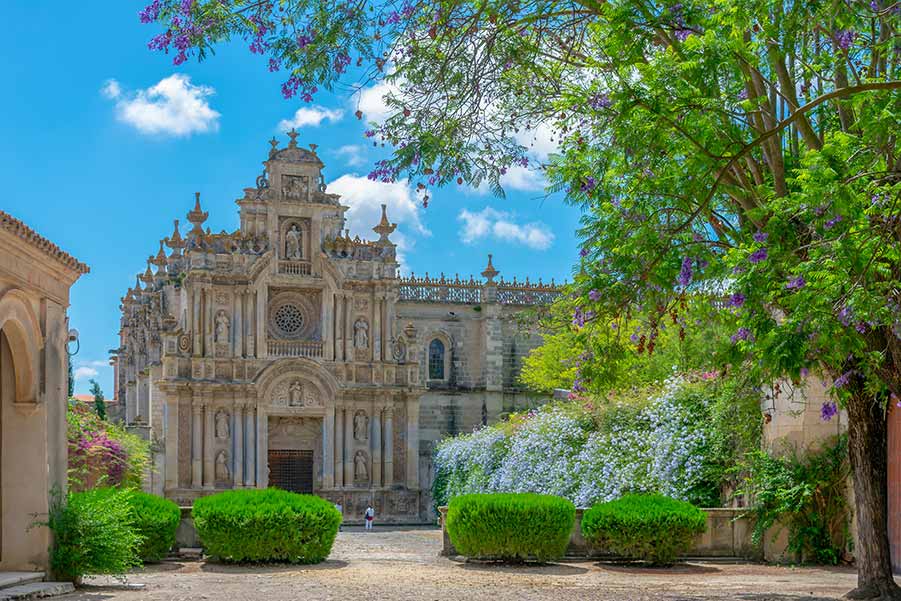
(267, 339, 323, 358)
(398, 273, 563, 306)
(277, 260, 312, 275)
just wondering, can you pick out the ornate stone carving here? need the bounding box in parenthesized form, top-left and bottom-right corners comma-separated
(354, 450, 368, 481)
(214, 291, 229, 306)
(271, 379, 323, 408)
(215, 409, 230, 439)
(391, 337, 407, 362)
(215, 310, 230, 343)
(353, 410, 368, 441)
(284, 224, 302, 260)
(282, 174, 309, 200)
(288, 380, 303, 407)
(178, 334, 191, 354)
(353, 318, 369, 349)
(270, 416, 319, 439)
(215, 450, 230, 481)
(353, 297, 368, 311)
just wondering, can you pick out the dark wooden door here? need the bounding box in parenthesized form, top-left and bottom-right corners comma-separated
(268, 449, 314, 494)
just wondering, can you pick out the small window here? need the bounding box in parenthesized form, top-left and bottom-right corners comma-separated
(428, 339, 445, 380)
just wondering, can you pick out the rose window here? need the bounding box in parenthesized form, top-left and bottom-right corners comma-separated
(274, 304, 304, 336)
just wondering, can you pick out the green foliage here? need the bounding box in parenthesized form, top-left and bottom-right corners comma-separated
(127, 491, 181, 562)
(43, 487, 143, 582)
(736, 435, 850, 565)
(89, 379, 106, 420)
(192, 489, 341, 564)
(67, 402, 150, 491)
(581, 494, 707, 565)
(446, 493, 575, 562)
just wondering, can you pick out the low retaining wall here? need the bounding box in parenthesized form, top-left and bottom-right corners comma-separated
(437, 506, 762, 560)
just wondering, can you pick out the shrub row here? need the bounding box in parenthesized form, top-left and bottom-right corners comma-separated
(445, 492, 706, 565)
(192, 488, 341, 563)
(46, 489, 180, 581)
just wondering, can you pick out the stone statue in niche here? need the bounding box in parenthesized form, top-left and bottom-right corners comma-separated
(354, 450, 368, 481)
(288, 380, 303, 407)
(215, 409, 230, 439)
(215, 450, 230, 481)
(215, 310, 230, 343)
(353, 318, 369, 349)
(391, 338, 407, 362)
(284, 224, 302, 260)
(282, 174, 308, 200)
(353, 410, 368, 441)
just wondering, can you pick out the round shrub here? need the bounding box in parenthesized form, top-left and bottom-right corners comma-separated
(446, 493, 575, 562)
(192, 489, 341, 563)
(127, 491, 181, 562)
(581, 494, 707, 565)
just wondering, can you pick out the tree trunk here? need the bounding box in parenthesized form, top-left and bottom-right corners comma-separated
(845, 391, 901, 600)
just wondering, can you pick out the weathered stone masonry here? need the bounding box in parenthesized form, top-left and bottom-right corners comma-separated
(112, 133, 560, 521)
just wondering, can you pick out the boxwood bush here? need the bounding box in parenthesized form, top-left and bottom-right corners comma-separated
(127, 491, 181, 562)
(45, 487, 143, 582)
(581, 494, 707, 565)
(192, 489, 341, 563)
(446, 493, 575, 562)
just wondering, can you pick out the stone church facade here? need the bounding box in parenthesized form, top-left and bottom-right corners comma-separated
(112, 133, 560, 521)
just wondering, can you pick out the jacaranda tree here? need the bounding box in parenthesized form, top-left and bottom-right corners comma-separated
(139, 0, 899, 596)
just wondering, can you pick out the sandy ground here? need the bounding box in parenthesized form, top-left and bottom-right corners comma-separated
(62, 527, 873, 601)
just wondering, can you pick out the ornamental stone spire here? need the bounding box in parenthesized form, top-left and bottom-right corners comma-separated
(481, 254, 499, 284)
(187, 192, 208, 237)
(372, 204, 397, 243)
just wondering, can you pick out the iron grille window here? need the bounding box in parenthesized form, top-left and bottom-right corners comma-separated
(428, 339, 445, 380)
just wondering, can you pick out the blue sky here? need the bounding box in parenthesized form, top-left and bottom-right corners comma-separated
(0, 2, 582, 397)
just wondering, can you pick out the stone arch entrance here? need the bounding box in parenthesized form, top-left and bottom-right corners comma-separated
(0, 290, 49, 569)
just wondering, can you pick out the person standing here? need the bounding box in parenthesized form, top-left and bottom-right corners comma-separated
(364, 504, 374, 531)
(335, 502, 343, 532)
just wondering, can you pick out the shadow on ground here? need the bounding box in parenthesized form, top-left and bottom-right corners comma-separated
(595, 561, 722, 575)
(199, 559, 349, 573)
(456, 561, 590, 576)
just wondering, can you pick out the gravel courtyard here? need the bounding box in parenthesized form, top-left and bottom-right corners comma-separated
(63, 527, 872, 601)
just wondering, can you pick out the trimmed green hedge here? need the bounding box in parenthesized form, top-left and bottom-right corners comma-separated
(581, 494, 707, 565)
(45, 488, 143, 582)
(446, 493, 575, 562)
(192, 489, 341, 563)
(127, 491, 181, 562)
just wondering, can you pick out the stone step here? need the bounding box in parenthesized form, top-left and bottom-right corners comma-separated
(0, 574, 44, 590)
(0, 582, 74, 600)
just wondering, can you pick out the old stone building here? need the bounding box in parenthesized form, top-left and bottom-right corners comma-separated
(112, 133, 560, 520)
(0, 211, 88, 571)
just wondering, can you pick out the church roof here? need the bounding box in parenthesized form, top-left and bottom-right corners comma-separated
(0, 210, 90, 274)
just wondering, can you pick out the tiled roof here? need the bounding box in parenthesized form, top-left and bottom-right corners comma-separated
(0, 211, 90, 274)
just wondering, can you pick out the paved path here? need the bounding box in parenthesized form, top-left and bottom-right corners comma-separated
(64, 527, 873, 600)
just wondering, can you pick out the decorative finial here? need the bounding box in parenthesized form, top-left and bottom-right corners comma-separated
(481, 253, 499, 284)
(372, 203, 397, 243)
(309, 143, 318, 154)
(166, 219, 185, 250)
(187, 193, 208, 236)
(287, 128, 299, 148)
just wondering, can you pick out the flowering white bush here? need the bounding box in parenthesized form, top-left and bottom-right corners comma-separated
(434, 376, 717, 508)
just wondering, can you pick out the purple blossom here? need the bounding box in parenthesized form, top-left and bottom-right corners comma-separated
(677, 256, 693, 287)
(821, 401, 838, 421)
(838, 306, 853, 327)
(139, 0, 161, 23)
(833, 29, 856, 51)
(833, 371, 853, 388)
(588, 289, 601, 301)
(728, 293, 746, 308)
(824, 215, 843, 229)
(753, 230, 768, 243)
(580, 177, 597, 193)
(737, 88, 748, 101)
(786, 276, 805, 290)
(800, 367, 809, 378)
(748, 248, 768, 264)
(589, 93, 611, 110)
(730, 327, 752, 344)
(579, 248, 589, 257)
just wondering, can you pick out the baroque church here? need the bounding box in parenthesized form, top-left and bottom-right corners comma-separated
(112, 132, 561, 520)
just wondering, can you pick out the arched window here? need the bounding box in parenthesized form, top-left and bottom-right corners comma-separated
(428, 339, 445, 380)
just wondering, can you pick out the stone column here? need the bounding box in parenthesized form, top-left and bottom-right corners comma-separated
(383, 405, 394, 488)
(256, 407, 268, 488)
(334, 407, 344, 488)
(244, 404, 256, 487)
(136, 372, 149, 422)
(406, 397, 420, 489)
(233, 402, 244, 487)
(191, 399, 203, 489)
(371, 407, 382, 487)
(164, 391, 179, 491)
(256, 287, 268, 359)
(245, 290, 255, 357)
(373, 295, 382, 362)
(192, 288, 202, 356)
(205, 287, 214, 357)
(125, 379, 137, 424)
(203, 397, 214, 489)
(324, 404, 335, 488)
(343, 404, 354, 486)
(344, 293, 354, 362)
(234, 289, 243, 357)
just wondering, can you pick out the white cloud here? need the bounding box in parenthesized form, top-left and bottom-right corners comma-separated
(458, 207, 554, 250)
(334, 144, 368, 167)
(327, 174, 430, 269)
(74, 366, 99, 380)
(102, 74, 221, 136)
(277, 106, 344, 131)
(500, 165, 546, 192)
(513, 121, 558, 162)
(356, 79, 400, 123)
